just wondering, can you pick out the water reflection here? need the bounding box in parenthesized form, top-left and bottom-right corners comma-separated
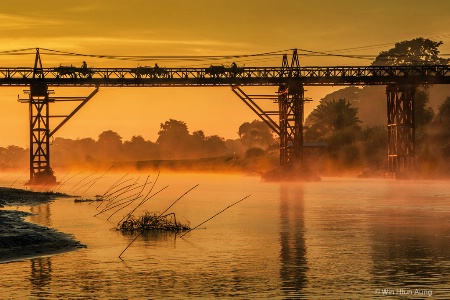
(279, 184, 307, 297)
(370, 189, 450, 295)
(4, 176, 450, 298)
(30, 257, 52, 298)
(29, 203, 52, 227)
(29, 203, 53, 299)
(122, 230, 178, 243)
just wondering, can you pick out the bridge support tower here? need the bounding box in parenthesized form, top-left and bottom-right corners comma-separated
(20, 49, 99, 186)
(232, 50, 307, 172)
(386, 84, 415, 178)
(276, 49, 306, 169)
(26, 83, 55, 185)
(278, 83, 305, 168)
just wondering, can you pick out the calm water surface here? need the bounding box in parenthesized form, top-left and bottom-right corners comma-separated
(1, 173, 450, 299)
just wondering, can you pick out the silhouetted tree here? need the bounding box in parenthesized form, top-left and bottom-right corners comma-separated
(415, 86, 435, 130)
(123, 135, 159, 161)
(436, 96, 450, 158)
(305, 98, 361, 140)
(372, 38, 445, 129)
(52, 137, 76, 164)
(204, 135, 227, 156)
(372, 38, 450, 66)
(436, 96, 450, 125)
(0, 145, 27, 169)
(189, 130, 206, 155)
(238, 120, 275, 149)
(361, 125, 387, 168)
(157, 119, 191, 158)
(97, 130, 123, 161)
(430, 96, 450, 149)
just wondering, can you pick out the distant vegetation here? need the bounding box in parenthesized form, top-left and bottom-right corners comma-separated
(1, 38, 450, 177)
(0, 118, 277, 173)
(304, 37, 450, 177)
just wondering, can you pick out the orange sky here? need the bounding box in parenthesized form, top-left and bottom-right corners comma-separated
(1, 1, 450, 147)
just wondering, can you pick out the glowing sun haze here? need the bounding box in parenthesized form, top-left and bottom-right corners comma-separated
(1, 0, 450, 147)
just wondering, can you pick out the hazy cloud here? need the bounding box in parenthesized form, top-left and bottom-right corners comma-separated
(0, 13, 59, 30)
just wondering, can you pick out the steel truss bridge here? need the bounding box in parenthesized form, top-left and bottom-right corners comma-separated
(3, 49, 450, 184)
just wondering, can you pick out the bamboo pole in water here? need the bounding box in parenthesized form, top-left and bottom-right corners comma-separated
(83, 164, 115, 195)
(100, 174, 128, 199)
(107, 176, 151, 220)
(9, 170, 27, 187)
(51, 169, 71, 192)
(119, 172, 160, 223)
(118, 183, 200, 259)
(104, 177, 140, 207)
(159, 184, 199, 216)
(69, 172, 96, 192)
(96, 175, 132, 209)
(104, 179, 145, 209)
(72, 176, 101, 193)
(179, 194, 251, 238)
(55, 171, 83, 191)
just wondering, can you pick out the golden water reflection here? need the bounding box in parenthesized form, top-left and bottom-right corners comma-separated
(279, 184, 307, 296)
(2, 176, 450, 298)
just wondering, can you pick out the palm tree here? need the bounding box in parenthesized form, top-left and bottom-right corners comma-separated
(306, 98, 361, 140)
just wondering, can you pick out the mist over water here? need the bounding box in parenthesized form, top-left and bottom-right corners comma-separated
(1, 173, 450, 298)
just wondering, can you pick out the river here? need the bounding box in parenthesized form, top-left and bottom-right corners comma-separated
(1, 173, 450, 299)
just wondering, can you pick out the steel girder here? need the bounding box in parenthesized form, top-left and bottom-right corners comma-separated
(1, 65, 450, 87)
(386, 84, 415, 176)
(231, 86, 280, 134)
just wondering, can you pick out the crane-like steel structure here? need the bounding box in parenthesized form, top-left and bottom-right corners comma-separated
(3, 49, 450, 184)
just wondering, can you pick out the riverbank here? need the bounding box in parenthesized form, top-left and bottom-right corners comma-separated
(0, 187, 85, 264)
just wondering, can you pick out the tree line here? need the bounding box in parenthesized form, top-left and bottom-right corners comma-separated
(0, 118, 275, 170)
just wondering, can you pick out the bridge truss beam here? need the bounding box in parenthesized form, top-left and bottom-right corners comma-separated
(1, 65, 450, 87)
(231, 86, 280, 135)
(386, 84, 415, 177)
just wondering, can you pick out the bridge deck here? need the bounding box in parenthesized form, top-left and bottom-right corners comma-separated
(1, 65, 450, 87)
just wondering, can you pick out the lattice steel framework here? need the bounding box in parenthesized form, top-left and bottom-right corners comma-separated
(386, 84, 415, 176)
(21, 49, 98, 185)
(24, 49, 56, 185)
(278, 50, 306, 167)
(278, 84, 305, 167)
(232, 50, 307, 168)
(27, 83, 54, 184)
(1, 64, 450, 87)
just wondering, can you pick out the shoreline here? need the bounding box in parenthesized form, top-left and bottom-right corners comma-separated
(0, 187, 86, 264)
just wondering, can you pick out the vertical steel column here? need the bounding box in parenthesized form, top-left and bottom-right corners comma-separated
(277, 49, 304, 168)
(278, 83, 305, 168)
(28, 84, 55, 185)
(26, 49, 56, 185)
(386, 84, 415, 176)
